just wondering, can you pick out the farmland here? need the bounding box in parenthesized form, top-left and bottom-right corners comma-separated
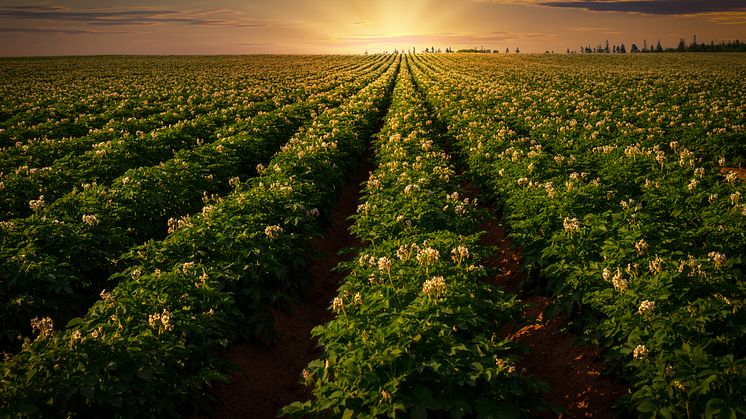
(0, 53, 744, 418)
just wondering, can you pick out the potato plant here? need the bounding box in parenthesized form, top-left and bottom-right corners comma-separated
(0, 57, 397, 417)
(285, 57, 546, 418)
(0, 57, 390, 349)
(411, 53, 745, 418)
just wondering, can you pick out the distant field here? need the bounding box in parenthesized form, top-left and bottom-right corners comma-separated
(1, 54, 744, 418)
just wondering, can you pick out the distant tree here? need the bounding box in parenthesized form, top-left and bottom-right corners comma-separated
(677, 38, 686, 51)
(567, 48, 571, 54)
(605, 40, 610, 53)
(656, 40, 663, 52)
(630, 43, 639, 53)
(515, 47, 520, 53)
(506, 47, 510, 53)
(620, 43, 627, 53)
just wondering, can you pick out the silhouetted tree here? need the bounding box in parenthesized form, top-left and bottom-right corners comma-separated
(620, 43, 626, 53)
(630, 43, 639, 53)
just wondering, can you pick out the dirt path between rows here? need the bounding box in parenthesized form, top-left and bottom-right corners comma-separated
(208, 160, 369, 419)
(480, 218, 628, 417)
(436, 98, 628, 416)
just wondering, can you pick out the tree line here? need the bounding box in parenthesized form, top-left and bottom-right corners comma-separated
(570, 36, 746, 54)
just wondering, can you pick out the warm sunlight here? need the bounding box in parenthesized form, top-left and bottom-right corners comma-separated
(1, 0, 744, 54)
(1, 1, 745, 417)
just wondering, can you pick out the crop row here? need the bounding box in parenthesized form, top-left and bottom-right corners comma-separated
(0, 56, 369, 174)
(411, 54, 745, 417)
(432, 54, 746, 167)
(0, 101, 210, 175)
(285, 57, 545, 418)
(0, 56, 399, 418)
(0, 56, 392, 350)
(0, 57, 380, 221)
(0, 56, 365, 146)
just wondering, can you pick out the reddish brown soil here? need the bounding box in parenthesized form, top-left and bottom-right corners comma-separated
(206, 158, 629, 417)
(207, 163, 368, 419)
(508, 296, 628, 417)
(479, 218, 525, 294)
(479, 209, 628, 417)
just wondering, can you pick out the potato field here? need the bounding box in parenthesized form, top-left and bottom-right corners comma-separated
(0, 53, 744, 418)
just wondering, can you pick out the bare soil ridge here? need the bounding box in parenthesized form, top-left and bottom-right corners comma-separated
(208, 160, 370, 419)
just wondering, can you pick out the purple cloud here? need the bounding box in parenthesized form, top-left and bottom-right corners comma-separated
(538, 0, 746, 15)
(0, 5, 269, 28)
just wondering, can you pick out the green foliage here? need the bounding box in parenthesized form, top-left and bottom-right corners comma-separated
(286, 58, 546, 418)
(411, 53, 746, 417)
(0, 55, 399, 417)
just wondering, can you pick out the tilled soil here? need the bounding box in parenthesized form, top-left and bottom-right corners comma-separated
(482, 217, 628, 417)
(207, 161, 369, 419)
(207, 163, 630, 418)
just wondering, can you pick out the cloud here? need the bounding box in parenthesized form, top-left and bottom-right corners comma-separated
(535, 0, 746, 15)
(0, 5, 270, 28)
(0, 26, 118, 35)
(697, 11, 746, 24)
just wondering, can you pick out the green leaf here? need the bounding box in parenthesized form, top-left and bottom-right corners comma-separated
(637, 401, 658, 413)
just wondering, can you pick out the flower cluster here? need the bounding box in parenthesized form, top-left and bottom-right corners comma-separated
(30, 316, 54, 339)
(635, 239, 649, 255)
(637, 300, 656, 316)
(451, 246, 469, 265)
(562, 217, 580, 233)
(28, 195, 45, 210)
(264, 225, 283, 239)
(422, 276, 447, 298)
(148, 309, 174, 334)
(633, 344, 649, 360)
(707, 251, 726, 268)
(81, 214, 99, 226)
(603, 267, 628, 292)
(416, 247, 440, 271)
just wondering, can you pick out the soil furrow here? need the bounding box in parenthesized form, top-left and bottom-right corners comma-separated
(409, 60, 628, 417)
(208, 158, 371, 418)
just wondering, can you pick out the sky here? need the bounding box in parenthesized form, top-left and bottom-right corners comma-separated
(0, 0, 745, 55)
